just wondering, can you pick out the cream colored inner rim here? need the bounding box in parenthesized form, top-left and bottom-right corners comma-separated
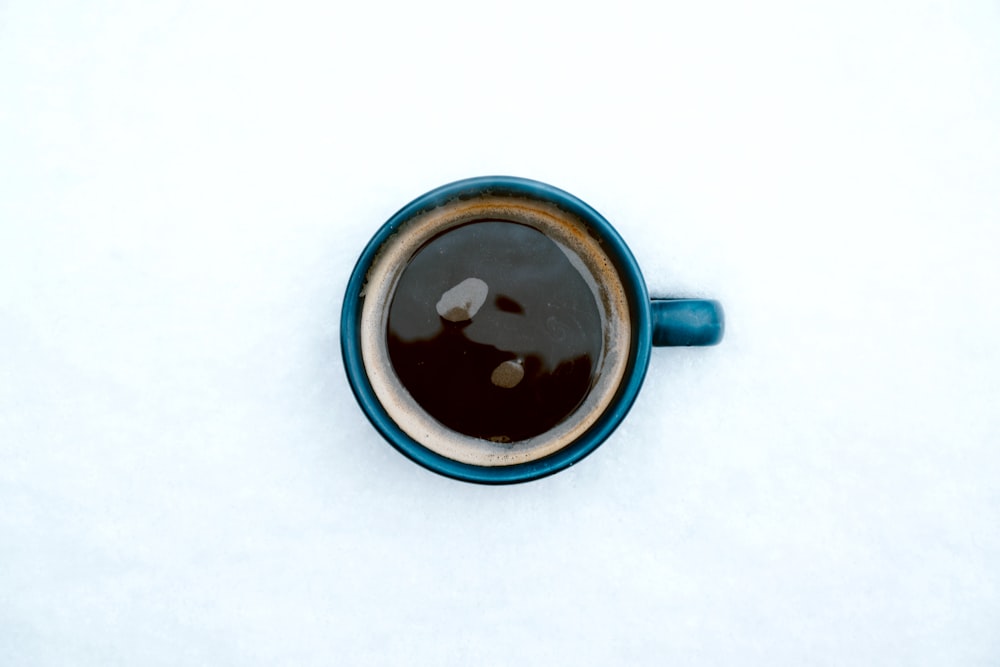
(360, 196, 631, 467)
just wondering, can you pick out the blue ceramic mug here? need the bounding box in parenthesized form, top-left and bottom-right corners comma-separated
(341, 176, 723, 484)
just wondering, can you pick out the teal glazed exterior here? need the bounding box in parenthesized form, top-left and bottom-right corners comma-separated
(341, 176, 723, 484)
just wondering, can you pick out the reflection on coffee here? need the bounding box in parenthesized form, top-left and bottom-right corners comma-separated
(387, 220, 604, 442)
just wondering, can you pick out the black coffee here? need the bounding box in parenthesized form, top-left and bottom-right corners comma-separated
(387, 220, 604, 442)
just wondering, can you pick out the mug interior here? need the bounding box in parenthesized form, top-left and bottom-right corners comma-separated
(358, 189, 632, 467)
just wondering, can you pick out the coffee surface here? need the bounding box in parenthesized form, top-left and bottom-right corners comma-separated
(387, 220, 604, 442)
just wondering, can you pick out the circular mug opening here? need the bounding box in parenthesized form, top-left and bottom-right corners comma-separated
(358, 188, 633, 467)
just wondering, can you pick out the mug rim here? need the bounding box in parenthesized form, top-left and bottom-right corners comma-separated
(341, 176, 652, 484)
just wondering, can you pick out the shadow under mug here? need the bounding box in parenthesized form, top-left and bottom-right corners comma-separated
(341, 176, 723, 484)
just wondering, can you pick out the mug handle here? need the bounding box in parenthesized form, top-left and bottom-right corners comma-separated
(651, 299, 725, 346)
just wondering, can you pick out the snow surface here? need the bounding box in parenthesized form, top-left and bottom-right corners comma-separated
(2, 1, 999, 664)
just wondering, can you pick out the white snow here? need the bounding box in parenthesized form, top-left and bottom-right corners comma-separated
(1, 1, 999, 665)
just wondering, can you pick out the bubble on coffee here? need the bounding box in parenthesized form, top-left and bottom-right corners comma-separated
(435, 277, 488, 322)
(490, 359, 525, 389)
(387, 220, 603, 443)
